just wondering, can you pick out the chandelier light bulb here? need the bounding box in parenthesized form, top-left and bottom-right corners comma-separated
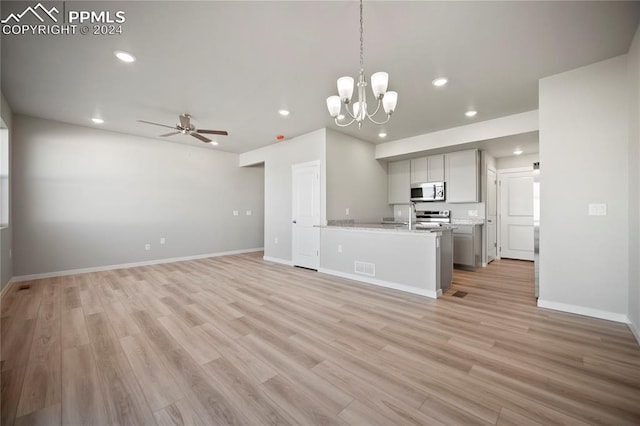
(337, 76, 355, 102)
(326, 96, 342, 118)
(382, 91, 398, 114)
(370, 72, 389, 99)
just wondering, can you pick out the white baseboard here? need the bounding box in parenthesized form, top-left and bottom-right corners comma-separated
(629, 320, 640, 346)
(262, 256, 293, 266)
(318, 267, 440, 299)
(10, 248, 264, 283)
(537, 299, 630, 324)
(0, 280, 15, 298)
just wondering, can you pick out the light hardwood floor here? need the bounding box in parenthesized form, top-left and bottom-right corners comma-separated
(1, 253, 639, 425)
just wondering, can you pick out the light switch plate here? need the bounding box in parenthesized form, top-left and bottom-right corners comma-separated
(246, 210, 252, 216)
(233, 210, 239, 216)
(588, 203, 607, 216)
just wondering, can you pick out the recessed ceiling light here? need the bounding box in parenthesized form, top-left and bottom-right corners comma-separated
(432, 77, 448, 87)
(114, 50, 136, 63)
(91, 117, 104, 124)
(337, 114, 345, 120)
(378, 132, 387, 138)
(278, 109, 290, 116)
(513, 148, 523, 155)
(209, 141, 219, 146)
(465, 110, 477, 117)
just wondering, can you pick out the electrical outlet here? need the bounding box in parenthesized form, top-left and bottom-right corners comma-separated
(588, 203, 607, 216)
(345, 208, 350, 216)
(274, 237, 279, 244)
(160, 237, 166, 245)
(338, 244, 343, 253)
(397, 210, 403, 217)
(145, 244, 151, 251)
(233, 210, 239, 216)
(246, 210, 252, 216)
(468, 210, 478, 217)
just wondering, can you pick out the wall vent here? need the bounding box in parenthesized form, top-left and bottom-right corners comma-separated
(354, 261, 375, 277)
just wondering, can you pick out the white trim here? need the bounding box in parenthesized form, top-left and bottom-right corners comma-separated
(1, 280, 15, 297)
(496, 166, 533, 174)
(10, 248, 264, 282)
(262, 256, 293, 266)
(319, 267, 441, 299)
(291, 159, 321, 170)
(537, 299, 630, 324)
(628, 321, 640, 346)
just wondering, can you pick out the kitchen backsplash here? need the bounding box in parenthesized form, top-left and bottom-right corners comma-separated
(393, 202, 486, 221)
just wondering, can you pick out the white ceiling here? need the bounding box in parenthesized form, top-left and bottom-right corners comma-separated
(2, 1, 639, 154)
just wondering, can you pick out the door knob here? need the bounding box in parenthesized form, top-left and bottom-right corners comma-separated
(292, 220, 297, 224)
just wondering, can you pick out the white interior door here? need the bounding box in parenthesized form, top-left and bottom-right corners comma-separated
(499, 169, 534, 261)
(292, 161, 320, 270)
(487, 168, 498, 262)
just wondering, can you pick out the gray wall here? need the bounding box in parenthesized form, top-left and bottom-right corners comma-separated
(629, 25, 640, 341)
(539, 55, 629, 319)
(326, 128, 392, 223)
(12, 115, 264, 276)
(1, 93, 13, 289)
(496, 153, 539, 170)
(239, 129, 326, 263)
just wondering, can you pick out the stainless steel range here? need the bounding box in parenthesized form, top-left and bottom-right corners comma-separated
(415, 210, 451, 228)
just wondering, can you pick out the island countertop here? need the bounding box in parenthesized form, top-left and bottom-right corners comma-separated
(319, 223, 455, 234)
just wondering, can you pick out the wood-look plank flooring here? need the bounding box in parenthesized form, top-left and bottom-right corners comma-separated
(1, 253, 639, 425)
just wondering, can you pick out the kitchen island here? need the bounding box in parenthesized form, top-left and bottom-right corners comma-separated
(319, 224, 453, 299)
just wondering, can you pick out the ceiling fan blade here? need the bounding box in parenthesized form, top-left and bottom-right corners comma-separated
(191, 133, 211, 143)
(138, 120, 177, 130)
(160, 132, 181, 137)
(179, 114, 191, 129)
(196, 129, 229, 136)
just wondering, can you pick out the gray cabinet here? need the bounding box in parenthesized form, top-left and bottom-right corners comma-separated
(410, 155, 445, 184)
(453, 224, 482, 270)
(445, 149, 479, 203)
(388, 160, 410, 204)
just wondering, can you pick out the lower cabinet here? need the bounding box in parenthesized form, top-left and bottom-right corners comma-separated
(453, 225, 482, 270)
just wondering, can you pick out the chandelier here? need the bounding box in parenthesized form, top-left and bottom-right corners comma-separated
(326, 0, 398, 128)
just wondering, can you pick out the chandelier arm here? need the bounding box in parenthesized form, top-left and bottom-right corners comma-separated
(366, 99, 383, 118)
(367, 114, 392, 126)
(335, 117, 357, 127)
(342, 104, 358, 120)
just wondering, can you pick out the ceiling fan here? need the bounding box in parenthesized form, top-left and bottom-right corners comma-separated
(138, 113, 228, 143)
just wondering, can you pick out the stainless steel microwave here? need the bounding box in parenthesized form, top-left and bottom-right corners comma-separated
(410, 182, 445, 202)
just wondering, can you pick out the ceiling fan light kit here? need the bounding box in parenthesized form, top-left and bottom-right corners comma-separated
(138, 113, 228, 144)
(326, 0, 398, 128)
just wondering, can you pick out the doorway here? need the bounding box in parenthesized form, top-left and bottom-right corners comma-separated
(292, 161, 320, 270)
(498, 168, 534, 261)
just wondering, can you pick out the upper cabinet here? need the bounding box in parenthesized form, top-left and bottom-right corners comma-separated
(388, 159, 410, 204)
(445, 149, 479, 203)
(410, 154, 445, 184)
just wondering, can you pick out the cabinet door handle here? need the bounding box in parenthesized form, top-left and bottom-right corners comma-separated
(292, 220, 297, 224)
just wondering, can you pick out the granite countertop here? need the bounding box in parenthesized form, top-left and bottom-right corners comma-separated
(321, 222, 454, 233)
(450, 218, 485, 225)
